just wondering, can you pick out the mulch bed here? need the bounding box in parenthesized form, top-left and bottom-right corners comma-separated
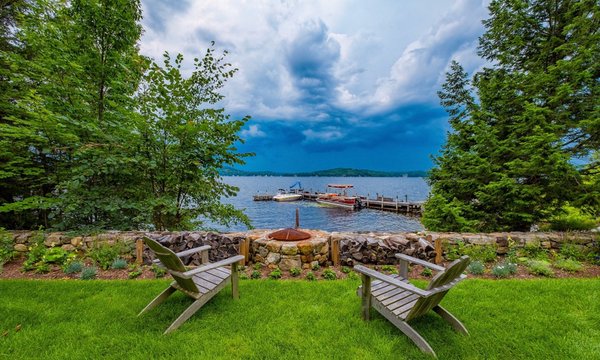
(1, 258, 599, 281)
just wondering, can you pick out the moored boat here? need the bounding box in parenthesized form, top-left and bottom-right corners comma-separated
(273, 192, 302, 201)
(316, 184, 360, 210)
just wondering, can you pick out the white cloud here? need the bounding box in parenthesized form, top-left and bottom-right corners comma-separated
(240, 124, 266, 138)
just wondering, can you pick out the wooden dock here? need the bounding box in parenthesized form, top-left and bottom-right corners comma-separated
(255, 191, 423, 216)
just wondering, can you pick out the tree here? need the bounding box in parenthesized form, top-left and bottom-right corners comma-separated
(424, 0, 598, 231)
(137, 48, 251, 230)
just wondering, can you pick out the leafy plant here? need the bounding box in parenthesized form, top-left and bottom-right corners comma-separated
(128, 266, 142, 279)
(527, 260, 554, 277)
(111, 258, 128, 270)
(150, 264, 166, 278)
(491, 263, 516, 278)
(0, 228, 15, 266)
(63, 261, 84, 275)
(289, 267, 301, 277)
(87, 243, 121, 270)
(553, 258, 583, 272)
(559, 243, 585, 261)
(341, 266, 351, 274)
(239, 272, 249, 280)
(22, 232, 46, 272)
(549, 206, 598, 231)
(322, 268, 337, 280)
(444, 240, 466, 261)
(41, 247, 70, 265)
(251, 270, 261, 279)
(253, 263, 263, 270)
(268, 268, 282, 280)
(381, 265, 398, 274)
(80, 266, 98, 280)
(311, 262, 320, 271)
(467, 260, 485, 275)
(34, 263, 50, 274)
(305, 271, 316, 281)
(420, 267, 433, 277)
(520, 241, 549, 261)
(464, 244, 497, 263)
(347, 271, 359, 280)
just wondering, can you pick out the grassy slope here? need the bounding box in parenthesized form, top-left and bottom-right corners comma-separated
(0, 279, 599, 360)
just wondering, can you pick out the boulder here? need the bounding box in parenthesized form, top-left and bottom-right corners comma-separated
(279, 255, 301, 271)
(281, 243, 298, 256)
(14, 244, 28, 252)
(265, 252, 281, 265)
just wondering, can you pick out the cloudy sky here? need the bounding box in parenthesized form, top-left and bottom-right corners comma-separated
(140, 0, 491, 172)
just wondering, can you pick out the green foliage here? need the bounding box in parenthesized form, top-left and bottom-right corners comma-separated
(253, 263, 263, 270)
(519, 241, 549, 261)
(311, 262, 321, 271)
(491, 263, 517, 278)
(128, 265, 142, 279)
(238, 272, 249, 280)
(268, 268, 282, 280)
(425, 0, 600, 232)
(559, 243, 586, 261)
(22, 232, 47, 271)
(443, 240, 466, 261)
(41, 247, 70, 265)
(420, 267, 433, 277)
(527, 260, 554, 277)
(305, 271, 316, 281)
(341, 266, 351, 274)
(87, 243, 121, 270)
(110, 258, 128, 270)
(136, 48, 251, 230)
(464, 245, 497, 263)
(553, 258, 583, 273)
(346, 271, 359, 281)
(150, 264, 166, 278)
(380, 265, 397, 274)
(0, 228, 15, 265)
(250, 270, 261, 279)
(80, 266, 97, 280)
(550, 206, 598, 231)
(322, 268, 337, 280)
(467, 260, 485, 275)
(63, 261, 83, 275)
(289, 267, 301, 277)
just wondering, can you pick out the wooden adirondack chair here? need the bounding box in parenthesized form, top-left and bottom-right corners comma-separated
(139, 236, 244, 334)
(354, 254, 471, 358)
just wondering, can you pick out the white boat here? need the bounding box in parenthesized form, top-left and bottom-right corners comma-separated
(316, 184, 360, 210)
(273, 192, 302, 202)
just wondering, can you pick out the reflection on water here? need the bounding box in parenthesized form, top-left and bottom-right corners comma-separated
(202, 176, 430, 232)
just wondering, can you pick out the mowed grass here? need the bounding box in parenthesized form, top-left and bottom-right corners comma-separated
(0, 278, 599, 360)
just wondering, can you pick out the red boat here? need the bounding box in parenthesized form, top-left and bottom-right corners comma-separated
(316, 184, 361, 210)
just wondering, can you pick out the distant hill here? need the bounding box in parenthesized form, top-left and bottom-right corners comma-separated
(219, 167, 427, 177)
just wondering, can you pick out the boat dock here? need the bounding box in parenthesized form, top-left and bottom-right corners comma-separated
(253, 191, 423, 216)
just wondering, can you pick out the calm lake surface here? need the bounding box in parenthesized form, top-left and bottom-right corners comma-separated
(208, 176, 430, 232)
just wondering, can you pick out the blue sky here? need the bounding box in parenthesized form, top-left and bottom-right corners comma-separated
(140, 0, 491, 172)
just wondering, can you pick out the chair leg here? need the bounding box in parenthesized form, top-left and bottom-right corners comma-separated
(231, 263, 239, 300)
(163, 296, 211, 335)
(395, 320, 437, 357)
(138, 286, 176, 316)
(433, 305, 469, 335)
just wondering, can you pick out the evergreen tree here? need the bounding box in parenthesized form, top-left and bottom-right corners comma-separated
(424, 0, 598, 231)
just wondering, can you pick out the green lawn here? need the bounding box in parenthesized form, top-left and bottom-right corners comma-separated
(0, 278, 599, 359)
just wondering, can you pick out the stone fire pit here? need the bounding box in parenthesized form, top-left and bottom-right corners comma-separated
(249, 229, 330, 270)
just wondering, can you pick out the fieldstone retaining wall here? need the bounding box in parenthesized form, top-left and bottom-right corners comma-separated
(7, 230, 598, 266)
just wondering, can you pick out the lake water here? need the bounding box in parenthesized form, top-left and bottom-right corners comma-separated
(207, 176, 430, 232)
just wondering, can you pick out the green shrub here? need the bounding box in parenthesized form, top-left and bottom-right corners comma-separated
(253, 263, 263, 270)
(305, 271, 316, 281)
(0, 228, 15, 266)
(239, 272, 249, 280)
(491, 263, 516, 278)
(88, 243, 121, 270)
(527, 260, 554, 277)
(549, 205, 598, 231)
(289, 267, 301, 277)
(111, 258, 128, 269)
(63, 261, 84, 274)
(467, 260, 485, 275)
(311, 262, 320, 271)
(22, 232, 46, 272)
(559, 243, 585, 261)
(464, 244, 497, 263)
(322, 268, 337, 280)
(151, 264, 166, 278)
(341, 266, 351, 274)
(554, 258, 583, 272)
(444, 239, 466, 261)
(80, 266, 97, 280)
(347, 271, 359, 280)
(269, 268, 282, 280)
(34, 263, 50, 274)
(420, 267, 433, 277)
(519, 241, 549, 261)
(42, 247, 70, 265)
(128, 266, 142, 279)
(381, 265, 398, 274)
(251, 270, 261, 279)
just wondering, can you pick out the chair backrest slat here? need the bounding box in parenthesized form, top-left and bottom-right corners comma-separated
(143, 237, 199, 294)
(404, 256, 470, 322)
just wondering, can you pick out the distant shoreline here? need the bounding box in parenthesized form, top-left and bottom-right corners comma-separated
(219, 167, 428, 178)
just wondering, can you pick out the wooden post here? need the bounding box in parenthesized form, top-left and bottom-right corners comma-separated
(396, 196, 398, 212)
(366, 193, 370, 207)
(201, 249, 209, 264)
(135, 239, 143, 265)
(399, 258, 408, 279)
(434, 238, 443, 265)
(361, 274, 371, 321)
(239, 238, 249, 266)
(231, 262, 239, 300)
(331, 238, 340, 266)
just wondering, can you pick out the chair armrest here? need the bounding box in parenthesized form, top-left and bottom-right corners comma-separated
(177, 255, 245, 278)
(395, 253, 445, 272)
(152, 245, 211, 264)
(354, 265, 429, 297)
